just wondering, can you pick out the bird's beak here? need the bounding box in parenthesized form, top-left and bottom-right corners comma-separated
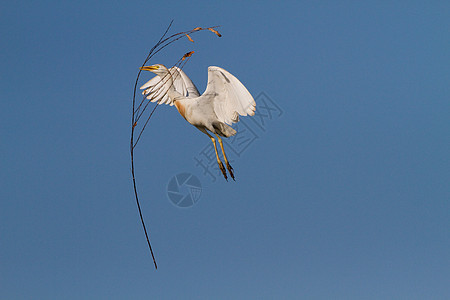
(140, 65, 159, 71)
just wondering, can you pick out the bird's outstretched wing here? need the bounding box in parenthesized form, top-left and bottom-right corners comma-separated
(140, 67, 200, 106)
(203, 66, 256, 125)
(174, 67, 200, 98)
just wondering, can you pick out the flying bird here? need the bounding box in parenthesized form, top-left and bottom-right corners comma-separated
(139, 64, 256, 180)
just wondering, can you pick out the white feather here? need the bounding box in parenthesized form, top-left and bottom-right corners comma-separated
(202, 66, 256, 125)
(139, 67, 196, 105)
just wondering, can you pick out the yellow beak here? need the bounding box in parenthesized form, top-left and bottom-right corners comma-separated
(140, 65, 159, 71)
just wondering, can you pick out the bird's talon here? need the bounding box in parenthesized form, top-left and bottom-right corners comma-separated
(219, 162, 228, 181)
(226, 163, 235, 181)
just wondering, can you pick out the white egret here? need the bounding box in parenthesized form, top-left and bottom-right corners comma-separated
(139, 64, 256, 180)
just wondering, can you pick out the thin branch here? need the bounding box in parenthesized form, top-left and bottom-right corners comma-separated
(130, 22, 221, 270)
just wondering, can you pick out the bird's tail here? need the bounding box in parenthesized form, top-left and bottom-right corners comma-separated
(214, 122, 236, 137)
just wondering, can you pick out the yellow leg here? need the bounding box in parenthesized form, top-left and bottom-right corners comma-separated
(209, 137, 228, 181)
(215, 134, 235, 181)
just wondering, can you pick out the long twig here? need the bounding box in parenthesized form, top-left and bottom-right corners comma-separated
(130, 21, 173, 270)
(130, 22, 221, 269)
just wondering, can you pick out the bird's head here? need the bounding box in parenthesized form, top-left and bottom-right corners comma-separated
(140, 64, 169, 77)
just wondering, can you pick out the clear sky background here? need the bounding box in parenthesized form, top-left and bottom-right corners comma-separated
(1, 1, 449, 299)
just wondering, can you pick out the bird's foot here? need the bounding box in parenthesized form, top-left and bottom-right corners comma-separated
(218, 161, 228, 181)
(226, 162, 235, 181)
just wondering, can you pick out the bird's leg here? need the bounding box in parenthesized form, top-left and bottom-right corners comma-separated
(215, 134, 235, 181)
(210, 137, 228, 181)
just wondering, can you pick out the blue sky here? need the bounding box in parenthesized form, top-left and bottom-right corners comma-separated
(1, 1, 449, 299)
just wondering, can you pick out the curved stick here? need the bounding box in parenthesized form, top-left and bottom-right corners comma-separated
(130, 21, 221, 269)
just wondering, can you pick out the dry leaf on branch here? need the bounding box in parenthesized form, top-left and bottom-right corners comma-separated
(182, 51, 195, 60)
(185, 34, 194, 42)
(208, 27, 222, 37)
